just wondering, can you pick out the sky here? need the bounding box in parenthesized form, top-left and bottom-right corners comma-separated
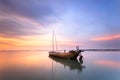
(0, 0, 120, 50)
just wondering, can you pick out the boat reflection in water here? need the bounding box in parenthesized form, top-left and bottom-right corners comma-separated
(49, 56, 85, 72)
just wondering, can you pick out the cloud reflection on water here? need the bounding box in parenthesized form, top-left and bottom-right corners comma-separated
(94, 60, 120, 69)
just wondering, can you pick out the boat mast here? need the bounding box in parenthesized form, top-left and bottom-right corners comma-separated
(52, 30, 57, 51)
(52, 31, 54, 51)
(55, 33, 57, 51)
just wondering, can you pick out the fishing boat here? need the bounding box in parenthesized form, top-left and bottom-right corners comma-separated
(49, 50, 81, 59)
(48, 31, 82, 60)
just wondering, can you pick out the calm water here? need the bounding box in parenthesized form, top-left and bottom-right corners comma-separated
(0, 51, 120, 80)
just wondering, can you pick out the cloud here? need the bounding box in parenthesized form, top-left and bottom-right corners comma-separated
(91, 34, 120, 41)
(0, 41, 16, 46)
(0, 0, 66, 38)
(0, 0, 63, 25)
(88, 34, 120, 48)
(0, 15, 45, 38)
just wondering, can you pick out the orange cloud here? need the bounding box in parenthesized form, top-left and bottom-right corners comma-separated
(91, 34, 120, 41)
(0, 35, 51, 50)
(0, 34, 80, 50)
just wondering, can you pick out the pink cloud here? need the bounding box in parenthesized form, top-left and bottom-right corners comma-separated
(91, 34, 120, 41)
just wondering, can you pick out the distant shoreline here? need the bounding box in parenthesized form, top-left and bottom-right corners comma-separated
(0, 49, 120, 52)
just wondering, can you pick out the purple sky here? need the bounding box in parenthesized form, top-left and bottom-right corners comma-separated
(0, 0, 120, 50)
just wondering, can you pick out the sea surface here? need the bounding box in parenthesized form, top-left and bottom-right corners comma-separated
(0, 50, 120, 80)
